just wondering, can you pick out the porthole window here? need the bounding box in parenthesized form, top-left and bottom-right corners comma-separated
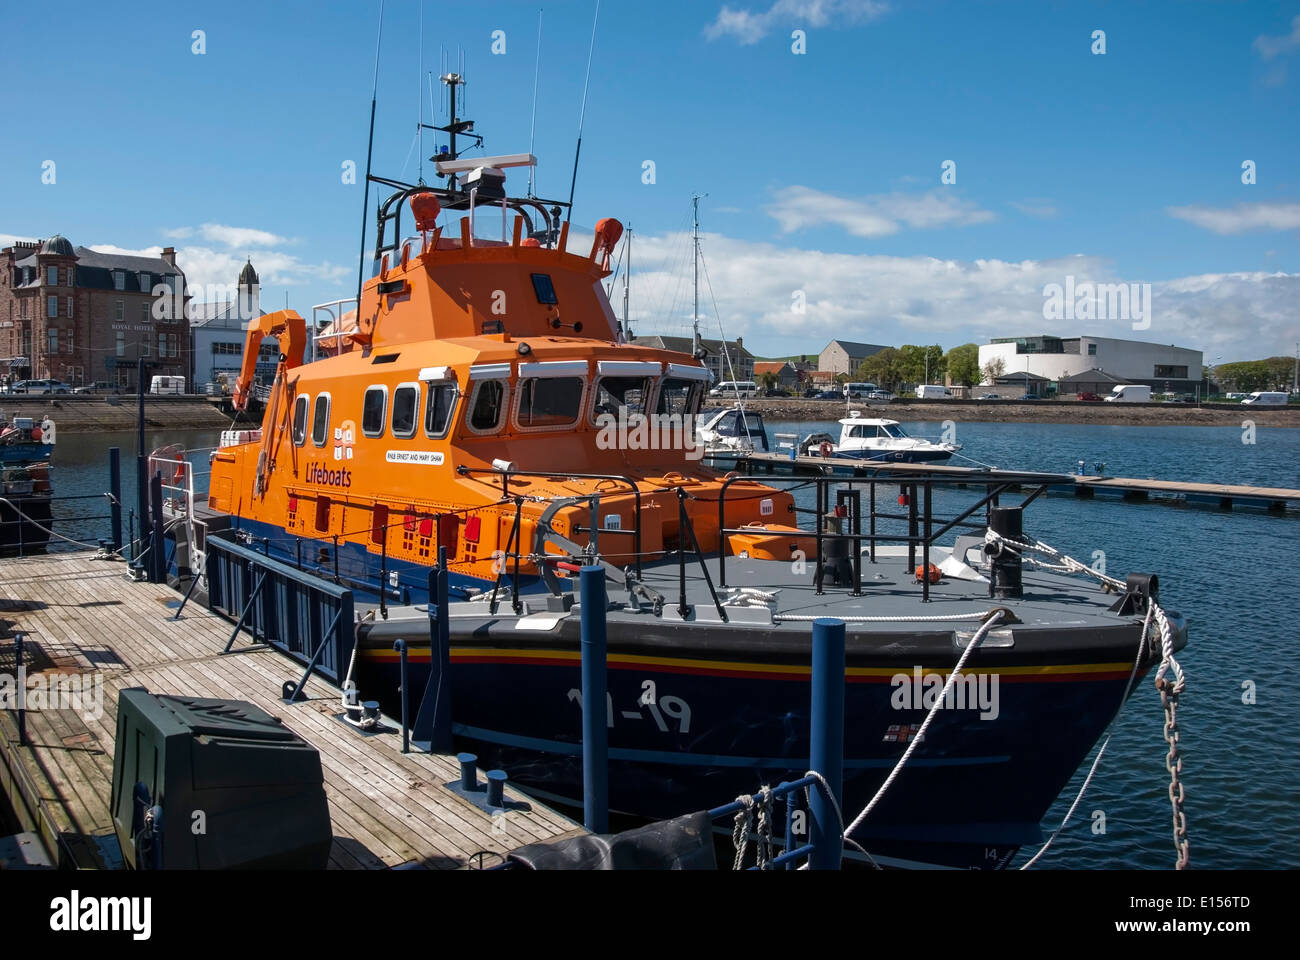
(311, 393, 331, 447)
(424, 382, 459, 437)
(468, 380, 507, 433)
(291, 394, 310, 445)
(362, 386, 388, 437)
(392, 383, 419, 438)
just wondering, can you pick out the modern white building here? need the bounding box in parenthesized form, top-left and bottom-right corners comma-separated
(978, 335, 1202, 393)
(189, 260, 276, 393)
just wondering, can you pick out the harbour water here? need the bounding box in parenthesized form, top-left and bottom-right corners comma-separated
(40, 420, 1300, 869)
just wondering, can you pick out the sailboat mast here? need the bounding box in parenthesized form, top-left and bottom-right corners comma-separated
(692, 194, 700, 356)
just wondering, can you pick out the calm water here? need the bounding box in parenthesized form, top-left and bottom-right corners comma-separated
(38, 421, 1300, 869)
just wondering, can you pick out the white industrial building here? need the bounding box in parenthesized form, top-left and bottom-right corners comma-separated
(978, 335, 1203, 394)
(189, 260, 277, 393)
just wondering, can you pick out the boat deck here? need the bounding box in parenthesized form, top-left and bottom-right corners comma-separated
(0, 551, 582, 869)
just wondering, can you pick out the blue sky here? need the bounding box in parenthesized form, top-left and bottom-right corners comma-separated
(2, 0, 1297, 363)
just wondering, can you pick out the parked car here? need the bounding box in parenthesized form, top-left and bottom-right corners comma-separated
(979, 392, 1002, 400)
(11, 378, 72, 395)
(1076, 392, 1102, 402)
(763, 388, 791, 398)
(865, 390, 894, 401)
(1018, 393, 1040, 401)
(814, 390, 843, 400)
(73, 381, 118, 394)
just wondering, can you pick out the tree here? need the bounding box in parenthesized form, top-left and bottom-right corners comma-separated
(945, 343, 980, 386)
(757, 371, 779, 391)
(856, 347, 901, 389)
(980, 357, 1006, 385)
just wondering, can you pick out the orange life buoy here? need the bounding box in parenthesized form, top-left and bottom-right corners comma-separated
(819, 441, 833, 458)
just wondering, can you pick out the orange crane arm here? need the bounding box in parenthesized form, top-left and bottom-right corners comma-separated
(232, 310, 307, 411)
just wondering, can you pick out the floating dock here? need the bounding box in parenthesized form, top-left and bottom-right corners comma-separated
(0, 552, 581, 869)
(733, 452, 1300, 513)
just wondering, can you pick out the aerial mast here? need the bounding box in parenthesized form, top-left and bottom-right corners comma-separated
(622, 224, 632, 339)
(692, 194, 701, 357)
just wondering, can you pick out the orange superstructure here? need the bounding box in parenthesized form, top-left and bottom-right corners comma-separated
(208, 150, 791, 591)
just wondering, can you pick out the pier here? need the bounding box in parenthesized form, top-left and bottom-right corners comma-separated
(0, 552, 581, 869)
(734, 452, 1300, 513)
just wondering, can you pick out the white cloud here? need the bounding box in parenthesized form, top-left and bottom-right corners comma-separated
(1167, 202, 1300, 234)
(705, 0, 888, 45)
(87, 243, 165, 258)
(621, 230, 1299, 361)
(164, 223, 289, 249)
(766, 186, 995, 237)
(1009, 200, 1058, 219)
(175, 247, 348, 296)
(0, 233, 38, 247)
(1254, 15, 1300, 60)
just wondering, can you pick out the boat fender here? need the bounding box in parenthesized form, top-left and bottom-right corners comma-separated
(914, 563, 941, 584)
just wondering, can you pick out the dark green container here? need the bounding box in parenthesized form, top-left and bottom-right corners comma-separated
(110, 688, 332, 869)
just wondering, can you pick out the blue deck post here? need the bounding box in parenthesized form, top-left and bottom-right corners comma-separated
(108, 447, 122, 551)
(580, 565, 609, 834)
(149, 472, 166, 584)
(413, 546, 453, 752)
(394, 639, 409, 753)
(808, 617, 845, 870)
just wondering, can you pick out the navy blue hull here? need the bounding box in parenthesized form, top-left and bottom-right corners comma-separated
(357, 652, 1136, 869)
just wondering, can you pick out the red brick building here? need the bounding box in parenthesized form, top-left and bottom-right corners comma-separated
(0, 235, 190, 390)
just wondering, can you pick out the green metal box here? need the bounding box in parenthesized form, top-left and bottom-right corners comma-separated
(110, 688, 332, 869)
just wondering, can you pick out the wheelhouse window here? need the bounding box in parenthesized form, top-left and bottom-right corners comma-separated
(656, 378, 703, 416)
(591, 377, 650, 421)
(362, 386, 388, 437)
(424, 381, 458, 437)
(292, 394, 309, 445)
(530, 273, 558, 304)
(311, 393, 330, 446)
(467, 380, 507, 433)
(517, 377, 583, 429)
(391, 383, 419, 438)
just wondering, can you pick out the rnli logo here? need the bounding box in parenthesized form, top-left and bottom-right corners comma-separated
(307, 462, 352, 488)
(333, 419, 355, 461)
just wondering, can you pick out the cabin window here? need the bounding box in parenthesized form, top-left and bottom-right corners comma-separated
(424, 382, 458, 437)
(362, 385, 388, 437)
(656, 378, 702, 417)
(530, 273, 558, 304)
(311, 393, 331, 447)
(391, 383, 419, 438)
(516, 377, 583, 429)
(468, 380, 507, 433)
(591, 377, 650, 421)
(291, 394, 310, 445)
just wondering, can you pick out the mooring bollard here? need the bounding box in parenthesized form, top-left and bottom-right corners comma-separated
(580, 564, 609, 834)
(394, 639, 409, 753)
(486, 769, 507, 807)
(458, 752, 478, 791)
(808, 617, 845, 870)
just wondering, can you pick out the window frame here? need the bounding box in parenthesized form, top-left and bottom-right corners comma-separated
(311, 392, 331, 447)
(513, 376, 586, 432)
(465, 379, 509, 435)
(47, 295, 58, 318)
(588, 375, 654, 427)
(390, 381, 421, 439)
(423, 379, 460, 439)
(291, 393, 310, 446)
(361, 385, 389, 438)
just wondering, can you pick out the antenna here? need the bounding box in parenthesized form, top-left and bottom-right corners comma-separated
(417, 0, 424, 185)
(355, 0, 385, 310)
(691, 193, 707, 358)
(565, 0, 601, 225)
(622, 223, 632, 340)
(528, 9, 543, 197)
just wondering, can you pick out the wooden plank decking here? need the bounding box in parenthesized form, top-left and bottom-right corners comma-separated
(0, 551, 582, 869)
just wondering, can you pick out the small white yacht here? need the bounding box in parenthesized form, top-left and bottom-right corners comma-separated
(829, 412, 960, 463)
(697, 404, 770, 460)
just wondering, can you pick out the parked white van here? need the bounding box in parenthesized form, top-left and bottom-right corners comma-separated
(1240, 391, 1287, 406)
(150, 375, 186, 395)
(1103, 384, 1151, 403)
(915, 384, 952, 400)
(709, 380, 759, 398)
(844, 382, 877, 399)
